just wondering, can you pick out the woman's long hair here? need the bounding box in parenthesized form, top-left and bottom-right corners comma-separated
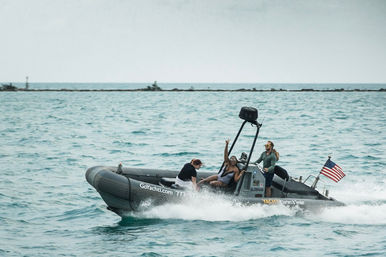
(268, 141, 280, 161)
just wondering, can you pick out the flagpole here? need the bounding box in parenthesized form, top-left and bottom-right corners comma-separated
(312, 156, 331, 189)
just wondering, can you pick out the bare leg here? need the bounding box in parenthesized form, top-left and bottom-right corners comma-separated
(210, 181, 226, 187)
(197, 175, 218, 185)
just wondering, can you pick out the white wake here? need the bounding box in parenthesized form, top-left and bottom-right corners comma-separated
(134, 191, 296, 222)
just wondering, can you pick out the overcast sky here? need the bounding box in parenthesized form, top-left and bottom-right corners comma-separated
(1, 0, 385, 83)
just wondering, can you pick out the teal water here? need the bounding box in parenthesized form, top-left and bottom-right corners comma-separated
(0, 88, 385, 256)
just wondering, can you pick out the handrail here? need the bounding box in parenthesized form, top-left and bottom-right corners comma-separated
(234, 122, 261, 196)
(303, 174, 316, 185)
(218, 120, 247, 174)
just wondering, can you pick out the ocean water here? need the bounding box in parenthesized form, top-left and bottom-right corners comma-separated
(0, 87, 385, 256)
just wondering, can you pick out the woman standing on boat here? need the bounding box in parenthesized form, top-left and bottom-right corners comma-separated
(175, 159, 202, 191)
(254, 141, 279, 197)
(198, 139, 244, 187)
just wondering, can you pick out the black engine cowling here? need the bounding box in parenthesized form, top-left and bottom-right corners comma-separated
(239, 107, 258, 122)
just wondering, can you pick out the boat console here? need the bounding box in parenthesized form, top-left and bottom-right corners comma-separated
(237, 165, 266, 198)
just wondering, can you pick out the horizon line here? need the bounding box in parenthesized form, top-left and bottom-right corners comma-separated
(2, 81, 386, 85)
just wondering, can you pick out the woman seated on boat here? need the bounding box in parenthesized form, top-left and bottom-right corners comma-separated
(198, 139, 244, 187)
(175, 159, 203, 191)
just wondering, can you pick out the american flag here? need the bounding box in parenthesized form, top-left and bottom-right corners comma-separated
(320, 158, 345, 182)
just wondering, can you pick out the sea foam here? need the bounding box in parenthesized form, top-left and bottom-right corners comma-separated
(134, 191, 297, 222)
(312, 204, 386, 225)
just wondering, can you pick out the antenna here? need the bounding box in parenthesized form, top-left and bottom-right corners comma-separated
(260, 116, 265, 126)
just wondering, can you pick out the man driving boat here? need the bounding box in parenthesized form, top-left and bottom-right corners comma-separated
(254, 141, 279, 197)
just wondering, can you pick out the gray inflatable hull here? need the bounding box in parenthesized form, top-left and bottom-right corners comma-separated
(86, 166, 344, 216)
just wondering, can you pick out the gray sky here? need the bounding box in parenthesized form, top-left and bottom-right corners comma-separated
(1, 0, 385, 83)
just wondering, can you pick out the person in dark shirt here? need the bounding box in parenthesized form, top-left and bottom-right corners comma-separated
(175, 159, 202, 191)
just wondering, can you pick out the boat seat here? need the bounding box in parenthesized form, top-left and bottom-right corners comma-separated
(237, 162, 246, 171)
(272, 176, 319, 196)
(159, 177, 176, 187)
(274, 166, 289, 181)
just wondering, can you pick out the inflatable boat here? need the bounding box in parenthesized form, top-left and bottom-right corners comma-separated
(86, 107, 344, 216)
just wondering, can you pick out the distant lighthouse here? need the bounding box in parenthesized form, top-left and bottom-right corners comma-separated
(25, 76, 29, 90)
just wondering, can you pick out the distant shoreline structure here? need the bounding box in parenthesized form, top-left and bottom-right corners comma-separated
(1, 81, 385, 92)
(1, 88, 385, 92)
